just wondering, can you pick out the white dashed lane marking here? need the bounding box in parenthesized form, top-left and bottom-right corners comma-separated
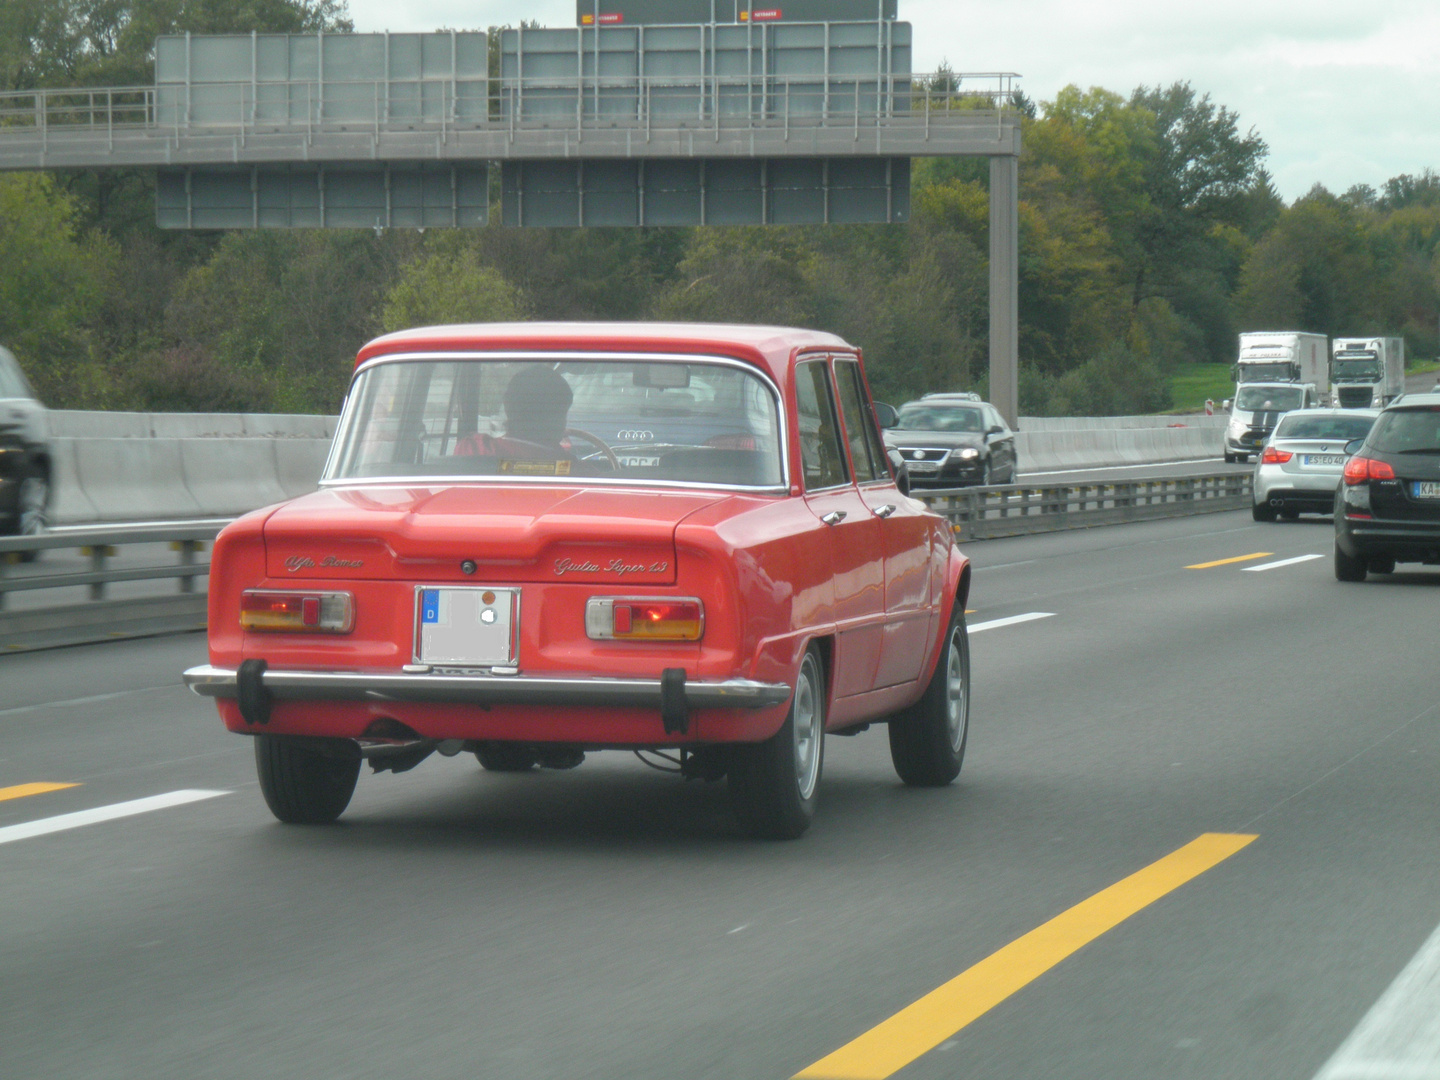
(969, 613, 1055, 633)
(0, 790, 230, 847)
(1243, 554, 1326, 572)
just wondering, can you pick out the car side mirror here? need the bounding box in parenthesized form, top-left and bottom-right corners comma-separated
(1344, 438, 1364, 455)
(886, 448, 911, 496)
(874, 402, 897, 429)
(987, 424, 1004, 436)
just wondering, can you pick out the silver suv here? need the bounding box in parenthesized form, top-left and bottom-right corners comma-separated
(0, 346, 51, 558)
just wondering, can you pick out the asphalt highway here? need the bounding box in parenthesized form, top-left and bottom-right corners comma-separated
(2, 510, 1438, 1080)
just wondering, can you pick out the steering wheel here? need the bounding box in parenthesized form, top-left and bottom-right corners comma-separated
(565, 428, 621, 471)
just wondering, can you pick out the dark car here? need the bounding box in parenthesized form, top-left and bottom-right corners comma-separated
(1334, 392, 1440, 580)
(880, 395, 1017, 487)
(0, 346, 50, 559)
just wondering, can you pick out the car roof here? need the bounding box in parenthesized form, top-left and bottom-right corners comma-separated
(1387, 392, 1440, 409)
(354, 322, 856, 388)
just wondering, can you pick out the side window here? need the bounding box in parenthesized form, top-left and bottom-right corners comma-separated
(833, 359, 885, 483)
(794, 360, 849, 490)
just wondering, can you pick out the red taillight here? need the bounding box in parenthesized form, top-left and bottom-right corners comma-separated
(240, 590, 353, 633)
(586, 597, 704, 641)
(1343, 456, 1395, 485)
(1261, 446, 1293, 464)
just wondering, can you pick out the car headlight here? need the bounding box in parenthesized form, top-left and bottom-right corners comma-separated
(957, 447, 980, 460)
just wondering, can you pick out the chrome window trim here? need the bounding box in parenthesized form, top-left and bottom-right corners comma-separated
(324, 349, 790, 493)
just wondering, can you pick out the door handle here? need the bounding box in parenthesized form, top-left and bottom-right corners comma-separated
(820, 510, 847, 525)
(873, 504, 897, 518)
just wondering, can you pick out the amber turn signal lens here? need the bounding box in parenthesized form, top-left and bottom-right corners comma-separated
(585, 597, 703, 641)
(240, 590, 354, 633)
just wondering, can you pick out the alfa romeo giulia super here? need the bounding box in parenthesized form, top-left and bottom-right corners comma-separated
(184, 323, 972, 838)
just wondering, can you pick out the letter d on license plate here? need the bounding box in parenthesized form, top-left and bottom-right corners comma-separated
(416, 587, 519, 665)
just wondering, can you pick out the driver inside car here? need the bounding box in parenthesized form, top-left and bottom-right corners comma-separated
(455, 365, 575, 461)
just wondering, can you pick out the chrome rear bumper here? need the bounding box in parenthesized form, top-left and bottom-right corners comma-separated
(183, 664, 792, 711)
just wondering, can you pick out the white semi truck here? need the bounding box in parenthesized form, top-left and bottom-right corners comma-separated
(1330, 337, 1405, 408)
(1234, 332, 1329, 395)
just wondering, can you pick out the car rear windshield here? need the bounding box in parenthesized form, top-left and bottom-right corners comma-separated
(895, 403, 984, 432)
(1367, 407, 1440, 454)
(1236, 386, 1303, 411)
(326, 356, 784, 488)
(1274, 414, 1375, 441)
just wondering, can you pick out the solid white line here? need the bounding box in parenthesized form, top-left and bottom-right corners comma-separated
(0, 789, 230, 847)
(1242, 553, 1325, 572)
(969, 612, 1055, 633)
(1313, 919, 1440, 1079)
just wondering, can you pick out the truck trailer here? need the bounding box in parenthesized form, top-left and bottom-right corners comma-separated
(1235, 332, 1329, 395)
(1330, 337, 1405, 408)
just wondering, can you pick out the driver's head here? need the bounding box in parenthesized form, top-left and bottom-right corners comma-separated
(504, 366, 573, 446)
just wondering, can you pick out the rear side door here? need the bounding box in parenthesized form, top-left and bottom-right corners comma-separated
(984, 405, 1016, 478)
(833, 357, 935, 689)
(794, 357, 884, 697)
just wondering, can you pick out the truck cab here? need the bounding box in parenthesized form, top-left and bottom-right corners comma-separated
(1331, 337, 1405, 409)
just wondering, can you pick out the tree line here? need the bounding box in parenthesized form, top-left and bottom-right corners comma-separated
(3, 1, 1439, 416)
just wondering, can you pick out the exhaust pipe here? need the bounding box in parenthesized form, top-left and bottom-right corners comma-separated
(1270, 498, 1284, 507)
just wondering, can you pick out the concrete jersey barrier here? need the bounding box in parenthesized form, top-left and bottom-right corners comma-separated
(43, 409, 1226, 525)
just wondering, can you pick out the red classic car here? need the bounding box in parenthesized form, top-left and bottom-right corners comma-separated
(184, 323, 972, 838)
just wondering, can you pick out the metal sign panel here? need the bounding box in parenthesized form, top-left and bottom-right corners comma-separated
(154, 32, 487, 126)
(156, 163, 488, 229)
(501, 157, 908, 226)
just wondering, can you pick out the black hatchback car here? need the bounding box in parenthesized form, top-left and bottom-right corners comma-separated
(1334, 392, 1440, 581)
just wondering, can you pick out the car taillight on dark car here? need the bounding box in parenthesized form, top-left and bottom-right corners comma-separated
(240, 590, 354, 633)
(1343, 456, 1395, 484)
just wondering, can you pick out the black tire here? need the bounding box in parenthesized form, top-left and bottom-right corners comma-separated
(889, 604, 970, 786)
(1223, 452, 1235, 464)
(476, 743, 538, 772)
(1368, 556, 1396, 575)
(254, 735, 360, 824)
(1334, 543, 1368, 582)
(728, 645, 825, 840)
(13, 471, 47, 563)
(1252, 502, 1277, 522)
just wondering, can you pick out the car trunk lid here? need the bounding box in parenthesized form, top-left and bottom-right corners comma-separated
(263, 485, 726, 585)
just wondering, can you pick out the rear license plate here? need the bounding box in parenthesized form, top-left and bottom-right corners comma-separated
(416, 587, 519, 666)
(619, 455, 660, 467)
(1413, 482, 1440, 499)
(1303, 454, 1347, 466)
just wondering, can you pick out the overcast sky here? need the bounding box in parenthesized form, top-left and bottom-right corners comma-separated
(342, 0, 1440, 201)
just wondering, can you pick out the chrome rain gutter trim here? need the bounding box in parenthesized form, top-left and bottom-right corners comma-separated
(182, 664, 791, 710)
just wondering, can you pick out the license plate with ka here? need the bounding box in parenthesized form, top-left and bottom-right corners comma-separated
(1413, 481, 1440, 499)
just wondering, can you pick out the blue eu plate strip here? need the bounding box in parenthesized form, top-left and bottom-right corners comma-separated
(421, 590, 440, 624)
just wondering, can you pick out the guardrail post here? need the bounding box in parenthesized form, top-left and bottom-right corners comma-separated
(0, 553, 9, 611)
(83, 545, 116, 600)
(173, 539, 203, 593)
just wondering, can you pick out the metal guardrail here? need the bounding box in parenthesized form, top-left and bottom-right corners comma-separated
(917, 473, 1254, 541)
(0, 72, 1018, 141)
(0, 473, 1252, 652)
(0, 523, 224, 653)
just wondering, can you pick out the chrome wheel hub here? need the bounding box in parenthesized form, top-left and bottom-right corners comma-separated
(945, 629, 968, 752)
(792, 657, 821, 801)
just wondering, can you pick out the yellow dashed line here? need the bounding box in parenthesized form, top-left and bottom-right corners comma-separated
(794, 833, 1258, 1080)
(0, 783, 79, 803)
(1186, 552, 1272, 570)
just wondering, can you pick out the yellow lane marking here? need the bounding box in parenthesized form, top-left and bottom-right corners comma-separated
(794, 832, 1258, 1080)
(1186, 552, 1272, 570)
(0, 782, 79, 803)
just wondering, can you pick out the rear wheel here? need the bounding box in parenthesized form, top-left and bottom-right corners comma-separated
(1334, 543, 1368, 582)
(13, 472, 47, 563)
(254, 735, 360, 824)
(1252, 502, 1277, 522)
(889, 604, 970, 786)
(728, 646, 824, 840)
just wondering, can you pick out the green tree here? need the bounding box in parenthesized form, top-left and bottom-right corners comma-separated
(381, 235, 528, 332)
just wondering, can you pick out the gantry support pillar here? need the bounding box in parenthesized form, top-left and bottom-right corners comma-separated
(989, 152, 1020, 428)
